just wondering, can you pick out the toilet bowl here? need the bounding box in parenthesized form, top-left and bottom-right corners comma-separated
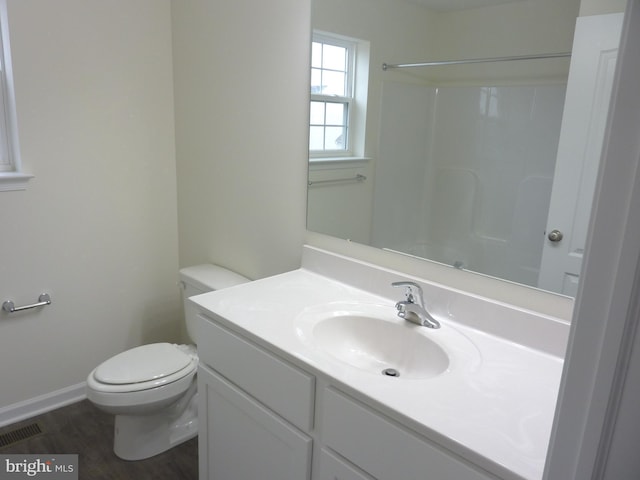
(86, 265, 249, 460)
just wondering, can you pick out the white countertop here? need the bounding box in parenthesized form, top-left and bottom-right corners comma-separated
(191, 248, 566, 480)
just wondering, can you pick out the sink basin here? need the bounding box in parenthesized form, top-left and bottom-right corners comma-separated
(312, 313, 449, 379)
(295, 303, 479, 379)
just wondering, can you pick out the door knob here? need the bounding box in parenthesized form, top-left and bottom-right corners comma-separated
(548, 229, 564, 242)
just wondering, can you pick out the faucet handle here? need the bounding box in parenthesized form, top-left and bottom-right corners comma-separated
(391, 281, 424, 305)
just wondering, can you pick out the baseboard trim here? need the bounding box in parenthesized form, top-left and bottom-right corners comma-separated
(0, 382, 87, 428)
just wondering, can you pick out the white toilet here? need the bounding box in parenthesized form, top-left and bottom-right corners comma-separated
(86, 264, 249, 460)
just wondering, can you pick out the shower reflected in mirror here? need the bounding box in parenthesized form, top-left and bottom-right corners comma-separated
(307, 0, 622, 297)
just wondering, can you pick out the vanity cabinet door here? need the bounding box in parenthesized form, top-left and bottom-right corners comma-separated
(198, 365, 312, 480)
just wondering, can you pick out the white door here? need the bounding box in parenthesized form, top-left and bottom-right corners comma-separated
(538, 13, 624, 296)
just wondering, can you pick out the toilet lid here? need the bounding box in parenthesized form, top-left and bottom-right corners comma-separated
(94, 343, 193, 385)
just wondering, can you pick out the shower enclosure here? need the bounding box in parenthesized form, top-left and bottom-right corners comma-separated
(371, 62, 567, 288)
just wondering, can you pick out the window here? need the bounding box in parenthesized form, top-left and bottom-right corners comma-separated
(0, 2, 29, 191)
(309, 32, 368, 160)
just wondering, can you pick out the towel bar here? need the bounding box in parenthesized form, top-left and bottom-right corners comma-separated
(2, 293, 51, 313)
(308, 174, 366, 186)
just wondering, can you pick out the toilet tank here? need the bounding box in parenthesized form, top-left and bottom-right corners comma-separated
(179, 264, 250, 343)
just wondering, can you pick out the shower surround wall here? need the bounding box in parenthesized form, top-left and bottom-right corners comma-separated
(372, 81, 566, 287)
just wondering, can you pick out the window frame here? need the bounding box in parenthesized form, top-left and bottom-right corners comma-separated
(0, 0, 30, 191)
(309, 32, 359, 160)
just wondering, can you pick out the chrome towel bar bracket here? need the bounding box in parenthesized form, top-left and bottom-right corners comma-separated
(2, 293, 51, 313)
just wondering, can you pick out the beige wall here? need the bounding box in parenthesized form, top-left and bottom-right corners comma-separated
(0, 0, 310, 411)
(0, 0, 180, 408)
(172, 0, 309, 280)
(580, 0, 627, 16)
(432, 0, 580, 83)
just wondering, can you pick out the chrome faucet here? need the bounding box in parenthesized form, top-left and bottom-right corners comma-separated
(391, 281, 440, 329)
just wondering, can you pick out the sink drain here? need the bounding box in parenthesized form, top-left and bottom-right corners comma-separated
(382, 368, 400, 378)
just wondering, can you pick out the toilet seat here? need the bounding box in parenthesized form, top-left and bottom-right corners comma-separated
(89, 343, 197, 394)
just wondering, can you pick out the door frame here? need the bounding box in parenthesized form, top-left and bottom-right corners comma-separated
(544, 1, 640, 478)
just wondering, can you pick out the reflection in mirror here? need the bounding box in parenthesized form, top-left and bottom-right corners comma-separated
(307, 0, 622, 297)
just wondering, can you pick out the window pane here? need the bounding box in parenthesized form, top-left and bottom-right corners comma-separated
(310, 101, 325, 125)
(325, 103, 345, 126)
(325, 126, 346, 150)
(309, 126, 325, 150)
(322, 70, 346, 96)
(311, 42, 322, 68)
(310, 68, 323, 94)
(322, 44, 347, 71)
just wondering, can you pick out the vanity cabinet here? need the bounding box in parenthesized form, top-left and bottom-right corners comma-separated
(198, 312, 498, 480)
(197, 315, 315, 480)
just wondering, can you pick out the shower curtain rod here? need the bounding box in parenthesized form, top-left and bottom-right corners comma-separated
(382, 52, 571, 71)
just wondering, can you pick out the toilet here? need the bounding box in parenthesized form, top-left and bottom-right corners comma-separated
(86, 264, 249, 460)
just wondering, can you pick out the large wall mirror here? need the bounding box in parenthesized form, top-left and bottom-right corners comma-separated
(307, 0, 623, 297)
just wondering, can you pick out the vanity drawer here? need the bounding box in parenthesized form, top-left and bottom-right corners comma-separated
(322, 388, 496, 480)
(198, 314, 314, 431)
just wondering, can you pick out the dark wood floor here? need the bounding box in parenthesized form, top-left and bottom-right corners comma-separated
(0, 400, 198, 479)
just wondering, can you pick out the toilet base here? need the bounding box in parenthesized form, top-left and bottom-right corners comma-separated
(113, 383, 198, 460)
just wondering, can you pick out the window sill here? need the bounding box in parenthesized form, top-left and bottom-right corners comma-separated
(0, 172, 34, 191)
(309, 156, 371, 165)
